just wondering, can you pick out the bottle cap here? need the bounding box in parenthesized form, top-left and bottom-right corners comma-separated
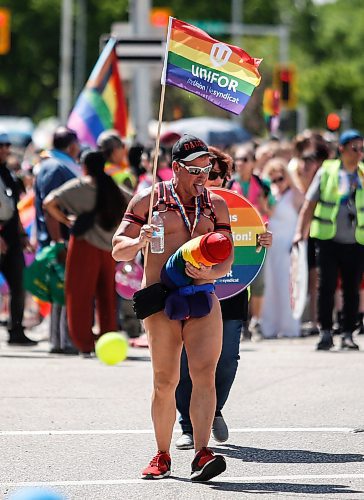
(153, 211, 159, 216)
(199, 232, 232, 264)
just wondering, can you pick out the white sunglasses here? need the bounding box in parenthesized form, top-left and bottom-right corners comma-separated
(178, 162, 213, 175)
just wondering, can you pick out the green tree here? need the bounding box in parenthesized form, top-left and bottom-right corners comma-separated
(0, 0, 128, 121)
(294, 0, 364, 130)
(2, 0, 364, 133)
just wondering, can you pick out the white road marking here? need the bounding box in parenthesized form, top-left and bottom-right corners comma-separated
(2, 473, 364, 487)
(0, 427, 353, 437)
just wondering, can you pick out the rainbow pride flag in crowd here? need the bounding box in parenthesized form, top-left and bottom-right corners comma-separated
(68, 39, 127, 146)
(161, 18, 262, 115)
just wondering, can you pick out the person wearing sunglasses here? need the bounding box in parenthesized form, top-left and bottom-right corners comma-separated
(112, 134, 234, 481)
(226, 145, 275, 340)
(0, 132, 37, 346)
(260, 159, 303, 339)
(294, 129, 364, 351)
(175, 146, 272, 451)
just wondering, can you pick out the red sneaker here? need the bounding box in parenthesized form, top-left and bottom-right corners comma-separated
(190, 447, 226, 482)
(141, 451, 171, 479)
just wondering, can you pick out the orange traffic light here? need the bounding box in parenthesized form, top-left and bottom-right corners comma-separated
(150, 8, 172, 27)
(0, 8, 10, 55)
(326, 113, 341, 131)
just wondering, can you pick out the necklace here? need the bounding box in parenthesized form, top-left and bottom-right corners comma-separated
(169, 181, 201, 236)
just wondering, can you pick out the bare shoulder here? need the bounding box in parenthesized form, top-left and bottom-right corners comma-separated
(127, 186, 156, 217)
(113, 186, 156, 240)
(209, 191, 229, 212)
(208, 191, 230, 224)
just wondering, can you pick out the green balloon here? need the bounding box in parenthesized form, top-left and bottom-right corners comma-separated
(95, 332, 128, 365)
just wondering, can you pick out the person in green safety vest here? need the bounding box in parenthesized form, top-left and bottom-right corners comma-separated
(97, 130, 136, 191)
(294, 129, 364, 351)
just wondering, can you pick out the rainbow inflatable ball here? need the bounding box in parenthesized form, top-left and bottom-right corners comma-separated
(160, 232, 232, 320)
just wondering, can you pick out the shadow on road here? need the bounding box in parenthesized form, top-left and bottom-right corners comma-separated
(213, 444, 364, 464)
(208, 481, 362, 495)
(170, 475, 363, 495)
(0, 353, 151, 362)
(0, 354, 55, 359)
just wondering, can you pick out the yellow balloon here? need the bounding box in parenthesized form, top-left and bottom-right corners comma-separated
(95, 332, 128, 366)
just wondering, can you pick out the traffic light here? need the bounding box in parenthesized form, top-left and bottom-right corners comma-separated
(150, 8, 172, 27)
(273, 64, 297, 110)
(326, 112, 341, 131)
(0, 8, 10, 55)
(263, 88, 280, 117)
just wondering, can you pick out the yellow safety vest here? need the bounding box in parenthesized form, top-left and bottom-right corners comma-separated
(104, 162, 136, 190)
(310, 159, 364, 244)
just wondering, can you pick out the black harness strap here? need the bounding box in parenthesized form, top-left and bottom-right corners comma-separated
(148, 181, 226, 229)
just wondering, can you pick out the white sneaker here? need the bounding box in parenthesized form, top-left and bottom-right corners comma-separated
(175, 432, 194, 450)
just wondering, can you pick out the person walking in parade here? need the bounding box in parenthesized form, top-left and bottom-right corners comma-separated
(175, 146, 272, 450)
(112, 135, 234, 481)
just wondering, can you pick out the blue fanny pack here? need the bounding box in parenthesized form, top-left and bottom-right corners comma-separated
(178, 283, 215, 296)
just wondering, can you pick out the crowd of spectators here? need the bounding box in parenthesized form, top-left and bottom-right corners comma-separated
(0, 125, 363, 354)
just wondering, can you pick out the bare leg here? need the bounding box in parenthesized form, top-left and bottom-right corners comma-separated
(183, 295, 223, 451)
(144, 312, 182, 453)
(250, 295, 263, 320)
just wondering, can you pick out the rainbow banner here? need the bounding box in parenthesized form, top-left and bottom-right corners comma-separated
(161, 18, 262, 115)
(68, 39, 127, 146)
(210, 188, 266, 300)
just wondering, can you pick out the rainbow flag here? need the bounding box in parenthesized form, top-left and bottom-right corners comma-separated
(68, 39, 127, 146)
(161, 18, 262, 115)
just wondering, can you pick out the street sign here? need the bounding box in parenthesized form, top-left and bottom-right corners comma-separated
(186, 19, 226, 35)
(101, 35, 165, 63)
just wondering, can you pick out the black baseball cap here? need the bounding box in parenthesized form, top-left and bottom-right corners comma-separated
(172, 134, 211, 162)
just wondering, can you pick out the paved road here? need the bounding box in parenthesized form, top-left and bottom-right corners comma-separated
(1, 322, 364, 500)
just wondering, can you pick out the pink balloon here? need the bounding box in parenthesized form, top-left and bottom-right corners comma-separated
(115, 260, 143, 300)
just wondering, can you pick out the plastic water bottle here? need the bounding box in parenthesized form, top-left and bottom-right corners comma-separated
(150, 211, 164, 254)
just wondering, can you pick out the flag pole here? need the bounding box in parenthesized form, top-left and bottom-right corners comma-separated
(147, 83, 166, 226)
(143, 83, 166, 268)
(144, 18, 173, 268)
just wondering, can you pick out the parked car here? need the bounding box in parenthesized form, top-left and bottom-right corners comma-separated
(0, 116, 34, 148)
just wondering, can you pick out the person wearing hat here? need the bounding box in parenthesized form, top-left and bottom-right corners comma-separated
(0, 132, 37, 345)
(294, 129, 364, 350)
(112, 134, 234, 481)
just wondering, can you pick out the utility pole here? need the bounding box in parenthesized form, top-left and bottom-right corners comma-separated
(231, 0, 243, 48)
(231, 0, 243, 125)
(74, 0, 87, 100)
(130, 0, 152, 144)
(58, 0, 73, 124)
